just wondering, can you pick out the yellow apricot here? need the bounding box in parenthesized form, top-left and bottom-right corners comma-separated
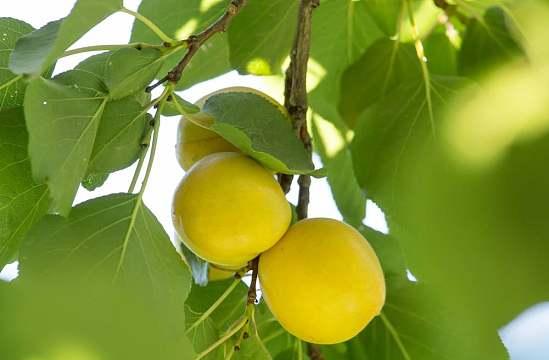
(172, 152, 291, 268)
(176, 87, 285, 170)
(259, 218, 386, 344)
(208, 266, 235, 282)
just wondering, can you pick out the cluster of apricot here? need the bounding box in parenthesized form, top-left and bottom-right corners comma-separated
(172, 88, 386, 344)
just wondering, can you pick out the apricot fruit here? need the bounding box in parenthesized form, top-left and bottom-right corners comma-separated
(172, 152, 291, 268)
(259, 218, 386, 344)
(176, 87, 284, 170)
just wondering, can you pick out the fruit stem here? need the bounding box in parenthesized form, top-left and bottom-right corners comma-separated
(186, 278, 241, 334)
(120, 7, 176, 44)
(247, 257, 259, 305)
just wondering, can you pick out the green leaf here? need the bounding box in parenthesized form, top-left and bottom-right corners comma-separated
(130, 0, 231, 90)
(311, 115, 365, 227)
(0, 108, 49, 268)
(309, 0, 382, 129)
(198, 91, 314, 174)
(423, 29, 458, 76)
(185, 278, 249, 357)
(85, 99, 151, 181)
(360, 225, 407, 278)
(163, 92, 200, 116)
(81, 172, 109, 191)
(105, 47, 164, 99)
(364, 0, 401, 36)
(256, 302, 299, 359)
(179, 239, 209, 286)
(0, 18, 34, 111)
(23, 76, 108, 216)
(20, 193, 192, 303)
(338, 38, 419, 128)
(351, 76, 470, 217)
(337, 279, 508, 359)
(228, 0, 297, 75)
(9, 0, 122, 75)
(458, 6, 524, 78)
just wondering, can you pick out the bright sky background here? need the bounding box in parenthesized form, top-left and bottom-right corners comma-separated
(1, 1, 548, 358)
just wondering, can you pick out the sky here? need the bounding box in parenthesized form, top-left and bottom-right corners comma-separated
(1, 1, 548, 359)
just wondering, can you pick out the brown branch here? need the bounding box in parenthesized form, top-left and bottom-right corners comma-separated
(284, 0, 318, 222)
(146, 0, 247, 92)
(247, 257, 259, 305)
(284, 1, 322, 358)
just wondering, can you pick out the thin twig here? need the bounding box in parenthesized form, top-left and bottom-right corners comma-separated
(284, 0, 318, 221)
(247, 257, 259, 305)
(284, 0, 322, 358)
(146, 0, 247, 92)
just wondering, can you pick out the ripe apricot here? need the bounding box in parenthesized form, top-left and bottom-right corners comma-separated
(259, 218, 386, 344)
(172, 152, 291, 268)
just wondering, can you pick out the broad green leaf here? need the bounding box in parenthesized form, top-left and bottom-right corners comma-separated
(335, 279, 508, 359)
(130, 0, 231, 90)
(9, 0, 122, 75)
(0, 108, 49, 268)
(55, 55, 152, 191)
(105, 47, 164, 99)
(309, 0, 382, 129)
(360, 225, 407, 278)
(351, 76, 470, 217)
(256, 302, 300, 359)
(364, 0, 401, 36)
(423, 29, 458, 76)
(338, 38, 419, 128)
(228, 0, 297, 75)
(458, 6, 524, 78)
(185, 278, 249, 357)
(0, 18, 34, 111)
(85, 99, 151, 182)
(24, 77, 108, 216)
(0, 278, 194, 360)
(163, 92, 200, 116)
(19, 193, 192, 306)
(311, 114, 365, 227)
(198, 91, 314, 174)
(234, 327, 272, 360)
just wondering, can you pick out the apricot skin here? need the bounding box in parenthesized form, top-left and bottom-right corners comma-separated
(259, 218, 386, 344)
(172, 152, 291, 268)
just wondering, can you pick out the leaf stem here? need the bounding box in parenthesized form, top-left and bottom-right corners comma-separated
(380, 312, 411, 360)
(120, 7, 175, 44)
(195, 316, 248, 360)
(128, 92, 170, 193)
(61, 43, 143, 58)
(0, 74, 23, 92)
(186, 278, 241, 334)
(404, 0, 435, 137)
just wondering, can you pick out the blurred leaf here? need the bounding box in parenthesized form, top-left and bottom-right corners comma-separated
(228, 0, 297, 75)
(364, 0, 401, 36)
(311, 115, 365, 227)
(338, 38, 419, 128)
(9, 0, 122, 74)
(105, 47, 164, 99)
(130, 0, 230, 90)
(24, 76, 108, 216)
(458, 6, 524, 78)
(351, 76, 470, 217)
(163, 92, 200, 116)
(360, 225, 407, 278)
(0, 108, 49, 268)
(197, 91, 314, 174)
(0, 18, 34, 111)
(423, 29, 458, 75)
(333, 279, 508, 359)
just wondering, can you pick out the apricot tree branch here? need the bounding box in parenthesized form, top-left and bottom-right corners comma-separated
(283, 1, 323, 358)
(284, 0, 318, 221)
(146, 0, 247, 92)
